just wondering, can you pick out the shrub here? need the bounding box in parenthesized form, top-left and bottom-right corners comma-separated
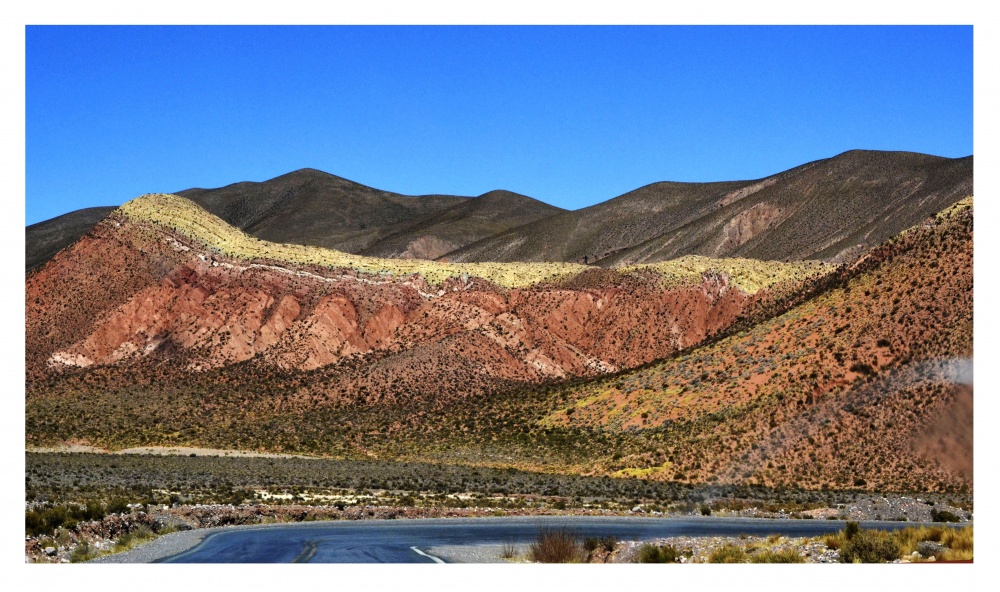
(839, 529, 901, 563)
(25, 510, 47, 536)
(849, 363, 875, 376)
(582, 535, 618, 556)
(845, 521, 860, 540)
(530, 528, 582, 563)
(931, 509, 961, 523)
(106, 498, 130, 515)
(500, 540, 518, 559)
(70, 542, 94, 563)
(638, 543, 679, 563)
(115, 525, 155, 552)
(823, 533, 843, 550)
(25, 505, 79, 537)
(80, 500, 106, 521)
(708, 544, 748, 563)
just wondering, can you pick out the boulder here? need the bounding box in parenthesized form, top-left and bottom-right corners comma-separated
(916, 541, 946, 558)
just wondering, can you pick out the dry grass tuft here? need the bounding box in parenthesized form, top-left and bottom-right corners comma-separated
(749, 548, 806, 563)
(941, 526, 973, 554)
(529, 527, 583, 563)
(826, 524, 973, 563)
(500, 540, 519, 560)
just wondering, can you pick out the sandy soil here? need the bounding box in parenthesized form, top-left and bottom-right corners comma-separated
(26, 444, 315, 459)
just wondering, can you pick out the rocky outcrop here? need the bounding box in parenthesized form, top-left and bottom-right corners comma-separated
(715, 202, 788, 255)
(717, 178, 778, 208)
(398, 236, 459, 260)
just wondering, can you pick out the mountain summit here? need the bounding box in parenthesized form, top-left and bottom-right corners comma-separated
(27, 151, 971, 273)
(446, 150, 972, 265)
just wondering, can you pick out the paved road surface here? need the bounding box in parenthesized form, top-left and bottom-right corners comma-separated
(157, 515, 934, 563)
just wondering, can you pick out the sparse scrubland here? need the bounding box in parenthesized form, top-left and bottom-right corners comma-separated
(24, 450, 971, 562)
(25, 165, 973, 567)
(26, 197, 972, 496)
(508, 521, 973, 563)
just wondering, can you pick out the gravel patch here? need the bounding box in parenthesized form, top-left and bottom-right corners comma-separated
(613, 535, 840, 563)
(90, 521, 327, 563)
(90, 528, 212, 563)
(427, 543, 525, 563)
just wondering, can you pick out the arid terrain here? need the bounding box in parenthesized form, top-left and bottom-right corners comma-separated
(25, 150, 973, 562)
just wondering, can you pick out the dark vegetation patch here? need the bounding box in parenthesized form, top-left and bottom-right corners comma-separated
(638, 543, 681, 563)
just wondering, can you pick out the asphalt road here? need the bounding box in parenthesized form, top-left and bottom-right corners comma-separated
(157, 515, 932, 563)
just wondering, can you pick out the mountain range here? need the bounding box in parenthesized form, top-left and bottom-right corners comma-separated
(24, 149, 973, 494)
(27, 150, 971, 272)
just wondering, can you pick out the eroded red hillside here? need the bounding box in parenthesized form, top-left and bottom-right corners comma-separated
(27, 212, 797, 390)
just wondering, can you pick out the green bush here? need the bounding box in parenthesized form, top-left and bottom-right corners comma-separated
(114, 525, 155, 551)
(839, 529, 901, 563)
(25, 510, 47, 536)
(70, 542, 94, 563)
(638, 544, 679, 563)
(708, 544, 748, 563)
(845, 521, 860, 540)
(106, 498, 130, 515)
(80, 500, 106, 521)
(931, 509, 960, 523)
(25, 505, 81, 537)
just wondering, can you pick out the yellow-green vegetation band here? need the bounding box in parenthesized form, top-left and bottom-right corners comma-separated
(625, 255, 830, 294)
(119, 193, 588, 288)
(119, 193, 831, 291)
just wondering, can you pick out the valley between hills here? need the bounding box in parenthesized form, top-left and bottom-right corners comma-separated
(25, 149, 973, 562)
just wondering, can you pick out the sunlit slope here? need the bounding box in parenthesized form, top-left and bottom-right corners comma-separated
(446, 150, 972, 265)
(527, 197, 972, 490)
(120, 193, 831, 292)
(625, 256, 829, 295)
(120, 193, 588, 288)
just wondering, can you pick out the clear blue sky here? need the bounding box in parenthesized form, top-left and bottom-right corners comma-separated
(26, 25, 972, 225)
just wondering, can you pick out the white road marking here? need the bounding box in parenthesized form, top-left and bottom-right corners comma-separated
(410, 546, 445, 564)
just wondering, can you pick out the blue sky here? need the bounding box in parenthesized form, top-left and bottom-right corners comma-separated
(25, 25, 972, 225)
